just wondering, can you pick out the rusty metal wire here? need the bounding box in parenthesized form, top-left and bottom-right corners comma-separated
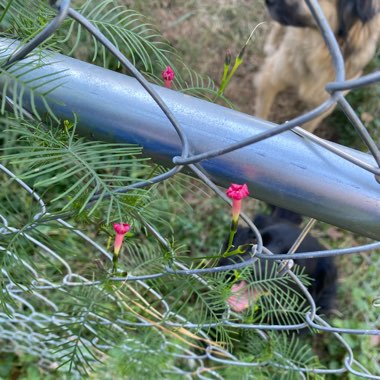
(0, 0, 379, 378)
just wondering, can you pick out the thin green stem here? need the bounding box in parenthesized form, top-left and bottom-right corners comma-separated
(223, 219, 238, 256)
(112, 253, 119, 274)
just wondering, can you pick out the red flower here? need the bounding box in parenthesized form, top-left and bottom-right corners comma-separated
(226, 183, 249, 200)
(226, 183, 249, 222)
(113, 223, 130, 235)
(113, 223, 131, 256)
(162, 65, 175, 88)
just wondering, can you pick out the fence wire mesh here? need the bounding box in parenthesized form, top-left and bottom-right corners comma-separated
(0, 0, 379, 378)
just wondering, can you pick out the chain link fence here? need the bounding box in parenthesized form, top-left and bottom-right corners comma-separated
(0, 0, 379, 378)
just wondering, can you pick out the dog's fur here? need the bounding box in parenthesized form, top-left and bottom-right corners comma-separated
(220, 207, 337, 315)
(255, 0, 380, 132)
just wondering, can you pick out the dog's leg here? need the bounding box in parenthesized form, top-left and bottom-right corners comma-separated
(302, 106, 336, 133)
(254, 57, 289, 120)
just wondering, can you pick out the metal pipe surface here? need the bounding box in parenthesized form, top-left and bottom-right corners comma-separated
(0, 38, 379, 239)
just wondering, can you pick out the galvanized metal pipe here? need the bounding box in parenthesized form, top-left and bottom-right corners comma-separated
(0, 38, 379, 239)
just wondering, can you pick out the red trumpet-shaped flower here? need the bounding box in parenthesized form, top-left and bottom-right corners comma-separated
(113, 223, 130, 256)
(162, 65, 175, 88)
(226, 183, 249, 222)
(223, 183, 250, 256)
(112, 223, 130, 274)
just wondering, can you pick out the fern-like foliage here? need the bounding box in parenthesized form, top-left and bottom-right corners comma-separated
(0, 0, 55, 42)
(57, 0, 174, 72)
(164, 258, 312, 329)
(46, 285, 127, 375)
(246, 261, 312, 327)
(145, 68, 234, 107)
(179, 66, 234, 107)
(0, 51, 67, 120)
(1, 118, 153, 222)
(226, 330, 324, 379)
(90, 332, 181, 380)
(154, 271, 233, 345)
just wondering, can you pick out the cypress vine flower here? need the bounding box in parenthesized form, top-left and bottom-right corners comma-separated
(162, 65, 175, 88)
(223, 183, 250, 256)
(226, 183, 250, 223)
(112, 223, 130, 274)
(113, 223, 130, 255)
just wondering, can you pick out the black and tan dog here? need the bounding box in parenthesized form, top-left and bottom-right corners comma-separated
(255, 0, 380, 132)
(220, 207, 337, 317)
